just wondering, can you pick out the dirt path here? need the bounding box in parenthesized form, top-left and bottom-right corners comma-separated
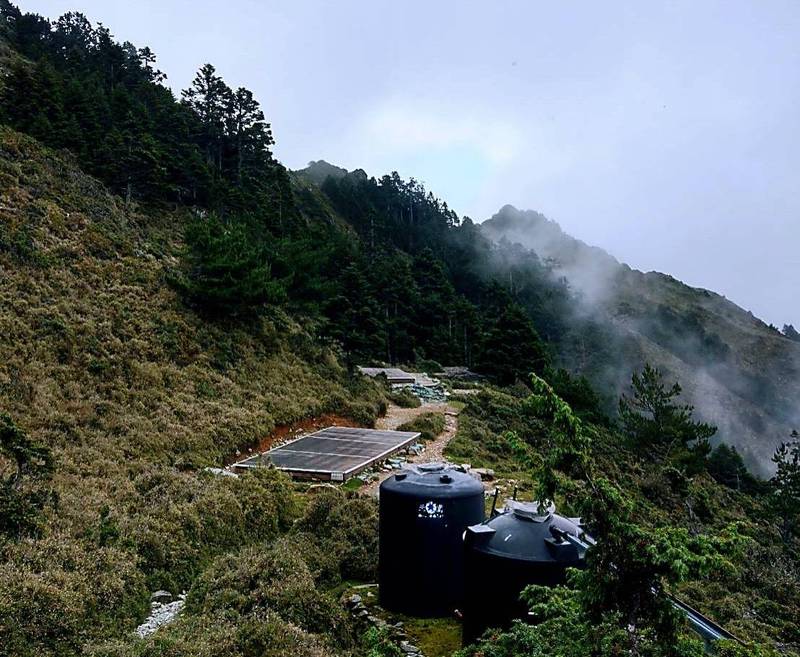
(364, 401, 460, 496)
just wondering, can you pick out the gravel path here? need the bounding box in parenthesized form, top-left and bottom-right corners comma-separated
(364, 401, 460, 497)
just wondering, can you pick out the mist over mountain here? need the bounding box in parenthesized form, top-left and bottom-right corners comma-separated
(481, 205, 800, 475)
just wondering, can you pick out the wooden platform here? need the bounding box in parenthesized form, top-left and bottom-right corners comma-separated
(358, 367, 416, 385)
(231, 427, 421, 481)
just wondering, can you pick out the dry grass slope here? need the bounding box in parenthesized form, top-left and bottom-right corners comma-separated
(0, 128, 386, 656)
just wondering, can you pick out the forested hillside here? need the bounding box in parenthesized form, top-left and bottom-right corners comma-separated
(0, 3, 797, 657)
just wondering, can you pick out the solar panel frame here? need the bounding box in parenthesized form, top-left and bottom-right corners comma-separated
(231, 427, 421, 480)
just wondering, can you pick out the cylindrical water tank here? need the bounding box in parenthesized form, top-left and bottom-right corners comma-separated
(379, 463, 485, 617)
(462, 499, 589, 643)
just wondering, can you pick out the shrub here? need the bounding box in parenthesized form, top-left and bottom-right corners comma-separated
(415, 359, 443, 374)
(0, 412, 54, 539)
(388, 387, 421, 408)
(294, 488, 379, 582)
(124, 467, 296, 591)
(398, 411, 446, 441)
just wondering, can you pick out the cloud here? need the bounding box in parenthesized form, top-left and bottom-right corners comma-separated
(358, 100, 521, 166)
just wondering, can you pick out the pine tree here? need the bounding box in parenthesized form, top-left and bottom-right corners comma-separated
(770, 432, 800, 543)
(782, 324, 800, 343)
(619, 364, 716, 467)
(181, 214, 285, 315)
(182, 63, 231, 172)
(476, 303, 548, 385)
(0, 413, 54, 538)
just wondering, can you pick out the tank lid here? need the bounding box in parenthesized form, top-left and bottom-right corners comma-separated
(506, 499, 555, 522)
(417, 462, 446, 472)
(379, 462, 484, 497)
(467, 505, 587, 564)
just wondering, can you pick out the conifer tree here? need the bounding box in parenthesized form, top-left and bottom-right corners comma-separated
(619, 364, 715, 467)
(181, 214, 285, 315)
(0, 413, 54, 538)
(770, 432, 800, 543)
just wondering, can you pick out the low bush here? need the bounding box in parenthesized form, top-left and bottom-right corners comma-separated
(388, 387, 421, 408)
(398, 412, 446, 441)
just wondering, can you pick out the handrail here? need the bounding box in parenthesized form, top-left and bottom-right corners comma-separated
(665, 592, 743, 646)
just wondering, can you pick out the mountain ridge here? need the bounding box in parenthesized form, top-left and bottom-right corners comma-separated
(479, 204, 800, 474)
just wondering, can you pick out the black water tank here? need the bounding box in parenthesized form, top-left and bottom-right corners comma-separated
(379, 463, 485, 617)
(462, 500, 589, 643)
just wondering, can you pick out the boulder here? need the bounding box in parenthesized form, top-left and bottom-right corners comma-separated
(150, 590, 172, 604)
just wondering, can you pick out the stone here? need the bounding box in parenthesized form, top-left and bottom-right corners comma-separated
(202, 467, 238, 478)
(135, 592, 186, 638)
(472, 467, 495, 480)
(150, 590, 172, 603)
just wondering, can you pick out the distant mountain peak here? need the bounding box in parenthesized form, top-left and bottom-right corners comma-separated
(296, 160, 349, 185)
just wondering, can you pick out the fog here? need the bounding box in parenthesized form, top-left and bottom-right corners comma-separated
(481, 205, 800, 475)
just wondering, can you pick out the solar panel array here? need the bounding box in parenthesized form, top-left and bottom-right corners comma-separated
(233, 427, 421, 480)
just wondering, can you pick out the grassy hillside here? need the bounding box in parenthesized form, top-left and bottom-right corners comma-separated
(0, 127, 387, 656)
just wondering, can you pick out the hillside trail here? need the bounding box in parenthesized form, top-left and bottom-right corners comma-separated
(364, 401, 460, 497)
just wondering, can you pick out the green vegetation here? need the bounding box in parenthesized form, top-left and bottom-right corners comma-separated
(87, 489, 378, 657)
(770, 432, 800, 543)
(0, 412, 54, 539)
(398, 412, 446, 441)
(451, 379, 799, 656)
(0, 125, 387, 656)
(0, 3, 797, 657)
(401, 617, 462, 657)
(179, 213, 286, 314)
(619, 363, 715, 471)
(388, 387, 422, 408)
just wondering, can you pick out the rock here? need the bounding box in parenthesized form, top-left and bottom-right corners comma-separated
(150, 590, 172, 603)
(473, 467, 495, 480)
(202, 467, 238, 478)
(135, 592, 186, 638)
(346, 594, 362, 607)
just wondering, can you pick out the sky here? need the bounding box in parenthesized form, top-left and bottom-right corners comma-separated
(23, 0, 800, 327)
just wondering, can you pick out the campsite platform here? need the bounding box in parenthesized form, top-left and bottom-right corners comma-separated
(357, 367, 416, 384)
(231, 427, 421, 481)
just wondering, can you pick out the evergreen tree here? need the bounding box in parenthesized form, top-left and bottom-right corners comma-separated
(0, 412, 54, 539)
(782, 324, 800, 343)
(328, 262, 385, 372)
(619, 364, 716, 468)
(180, 214, 285, 315)
(182, 63, 231, 173)
(770, 432, 800, 543)
(708, 443, 764, 493)
(476, 303, 548, 385)
(517, 375, 746, 657)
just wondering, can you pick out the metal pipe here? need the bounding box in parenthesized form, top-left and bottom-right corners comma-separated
(490, 489, 499, 517)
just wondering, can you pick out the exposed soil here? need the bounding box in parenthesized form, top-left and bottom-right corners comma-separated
(364, 401, 461, 496)
(224, 413, 362, 466)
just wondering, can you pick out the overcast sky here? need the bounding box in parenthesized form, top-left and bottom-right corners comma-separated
(24, 0, 800, 327)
